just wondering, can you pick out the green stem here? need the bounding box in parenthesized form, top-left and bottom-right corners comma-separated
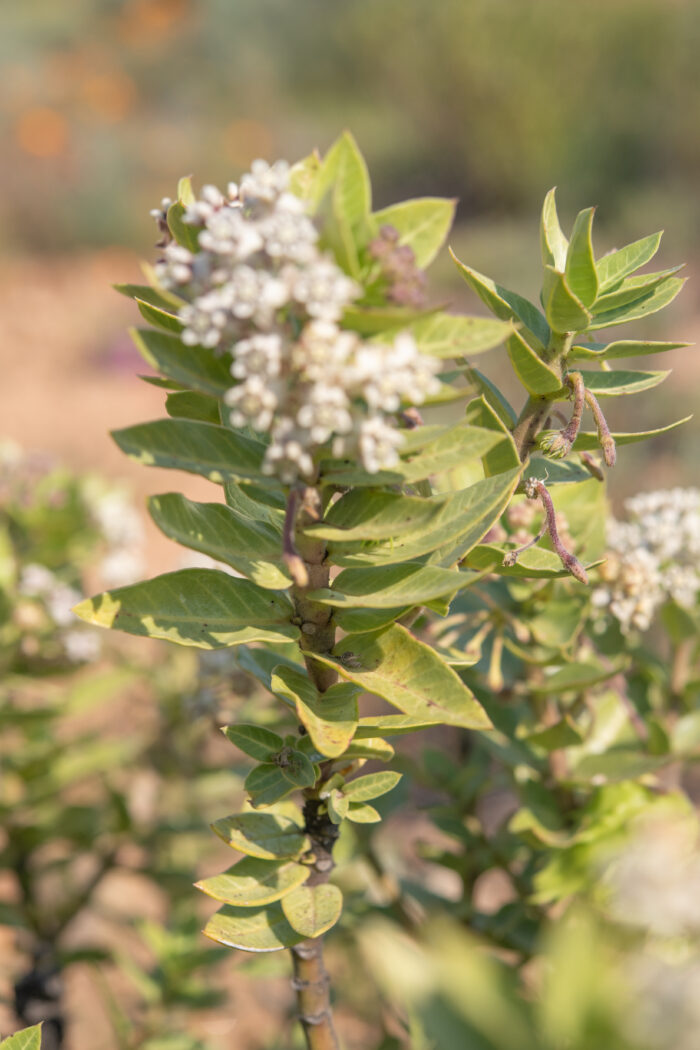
(511, 331, 572, 461)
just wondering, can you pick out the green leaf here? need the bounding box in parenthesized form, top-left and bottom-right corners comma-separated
(319, 423, 500, 487)
(204, 902, 304, 952)
(195, 857, 310, 907)
(243, 765, 297, 807)
(176, 175, 196, 206)
(315, 132, 371, 275)
(371, 197, 455, 268)
(540, 188, 568, 270)
(129, 328, 233, 395)
(465, 372, 517, 426)
(73, 569, 297, 649)
(588, 276, 685, 330)
(308, 563, 475, 609)
(212, 813, 309, 860)
(309, 623, 492, 729)
(506, 330, 564, 395)
(224, 481, 285, 527)
(464, 395, 520, 478)
(565, 207, 598, 307)
(577, 369, 669, 397)
(571, 416, 691, 451)
(332, 606, 410, 633)
(593, 267, 683, 314)
(223, 724, 283, 762)
(525, 718, 584, 752)
(148, 493, 291, 589)
(280, 883, 343, 939)
(530, 662, 618, 694)
(335, 737, 395, 762)
(165, 391, 221, 423)
(114, 282, 184, 310)
(342, 303, 437, 337)
(136, 298, 183, 333)
(569, 338, 691, 362)
(346, 803, 381, 823)
(595, 232, 662, 291)
(464, 543, 576, 578)
(450, 250, 550, 348)
(329, 469, 521, 568)
(0, 1027, 43, 1050)
(541, 266, 591, 334)
(408, 312, 510, 358)
(271, 666, 358, 759)
(327, 790, 349, 823)
(167, 200, 200, 252)
(112, 419, 267, 484)
(306, 489, 444, 543)
(344, 771, 402, 801)
(569, 750, 667, 784)
(355, 714, 437, 736)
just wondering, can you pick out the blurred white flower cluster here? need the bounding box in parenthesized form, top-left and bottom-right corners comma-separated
(84, 482, 146, 589)
(153, 159, 440, 483)
(592, 487, 700, 631)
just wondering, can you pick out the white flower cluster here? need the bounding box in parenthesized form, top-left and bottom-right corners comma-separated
(592, 487, 700, 632)
(85, 483, 146, 588)
(153, 160, 440, 483)
(18, 562, 101, 663)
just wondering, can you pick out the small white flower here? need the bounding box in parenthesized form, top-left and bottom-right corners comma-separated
(357, 415, 404, 474)
(297, 384, 354, 444)
(240, 159, 291, 205)
(18, 563, 56, 596)
(290, 259, 360, 320)
(46, 583, 82, 626)
(231, 332, 286, 380)
(62, 628, 102, 664)
(198, 206, 264, 260)
(225, 375, 278, 431)
(258, 209, 319, 264)
(154, 244, 194, 287)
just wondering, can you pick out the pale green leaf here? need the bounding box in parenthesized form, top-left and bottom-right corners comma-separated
(355, 714, 438, 736)
(593, 267, 683, 314)
(344, 771, 402, 801)
(464, 543, 574, 578)
(136, 298, 183, 333)
(571, 416, 691, 451)
(506, 330, 564, 395)
(271, 666, 358, 759)
(525, 718, 584, 752)
(565, 207, 598, 307)
(464, 371, 517, 426)
(327, 790, 349, 823)
(73, 569, 297, 649)
(588, 277, 685, 330)
(342, 303, 438, 337)
(332, 607, 410, 633)
(541, 266, 591, 334)
(149, 493, 291, 589)
(569, 338, 691, 362)
(195, 857, 309, 907)
(408, 312, 510, 358)
(280, 883, 343, 939)
(166, 200, 200, 252)
(305, 489, 444, 543)
(531, 662, 619, 694)
(309, 624, 492, 729)
(371, 197, 455, 268)
(112, 419, 267, 484)
(212, 812, 309, 860)
(595, 232, 662, 291)
(450, 250, 550, 348)
(0, 1026, 43, 1050)
(346, 803, 382, 824)
(577, 369, 669, 397)
(204, 902, 303, 952)
(129, 328, 233, 395)
(308, 563, 474, 609)
(540, 188, 568, 270)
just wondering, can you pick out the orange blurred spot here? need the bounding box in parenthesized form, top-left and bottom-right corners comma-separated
(80, 71, 137, 123)
(15, 107, 69, 158)
(120, 0, 189, 39)
(224, 120, 274, 168)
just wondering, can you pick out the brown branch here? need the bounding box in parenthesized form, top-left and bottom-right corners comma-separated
(584, 389, 617, 467)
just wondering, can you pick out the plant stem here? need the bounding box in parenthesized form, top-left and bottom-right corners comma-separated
(511, 332, 571, 461)
(288, 486, 340, 1050)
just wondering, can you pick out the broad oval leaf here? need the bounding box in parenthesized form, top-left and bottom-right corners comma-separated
(271, 666, 359, 759)
(541, 266, 591, 334)
(595, 232, 662, 291)
(565, 207, 598, 307)
(112, 419, 267, 484)
(223, 724, 283, 762)
(212, 812, 310, 860)
(464, 543, 576, 578)
(73, 569, 298, 649)
(333, 606, 410, 633)
(305, 488, 444, 543)
(506, 330, 563, 395)
(531, 662, 620, 694)
(587, 276, 685, 330)
(308, 563, 474, 609)
(592, 267, 683, 314)
(309, 623, 492, 730)
(408, 312, 510, 358)
(280, 883, 343, 939)
(344, 771, 402, 801)
(346, 803, 381, 824)
(130, 328, 234, 395)
(165, 390, 221, 423)
(204, 902, 303, 952)
(195, 857, 310, 906)
(149, 493, 291, 589)
(371, 197, 455, 268)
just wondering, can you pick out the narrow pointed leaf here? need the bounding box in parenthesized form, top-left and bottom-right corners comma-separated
(204, 902, 303, 952)
(464, 395, 520, 477)
(596, 232, 662, 291)
(243, 765, 295, 807)
(114, 282, 184, 310)
(165, 391, 221, 423)
(308, 563, 474, 609)
(569, 339, 691, 362)
(451, 250, 550, 348)
(506, 330, 564, 395)
(271, 666, 359, 759)
(344, 771, 402, 801)
(408, 312, 510, 358)
(136, 298, 183, 333)
(577, 369, 669, 397)
(196, 857, 310, 907)
(281, 884, 343, 939)
(73, 569, 297, 649)
(0, 1028, 43, 1050)
(541, 266, 591, 333)
(531, 662, 619, 694)
(305, 489, 444, 543)
(212, 813, 309, 860)
(593, 267, 683, 313)
(112, 419, 267, 483)
(309, 624, 492, 729)
(372, 198, 455, 268)
(355, 714, 438, 736)
(223, 724, 283, 762)
(167, 199, 200, 252)
(342, 303, 438, 336)
(565, 207, 598, 307)
(149, 493, 291, 589)
(465, 371, 518, 426)
(129, 328, 233, 395)
(540, 188, 568, 270)
(588, 277, 685, 330)
(571, 417, 691, 451)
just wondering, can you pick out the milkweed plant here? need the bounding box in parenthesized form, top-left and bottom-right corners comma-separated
(72, 132, 694, 1050)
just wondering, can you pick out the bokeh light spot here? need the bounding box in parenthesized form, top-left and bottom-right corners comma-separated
(15, 107, 69, 158)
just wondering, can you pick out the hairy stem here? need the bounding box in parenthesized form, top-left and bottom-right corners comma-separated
(288, 486, 340, 1050)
